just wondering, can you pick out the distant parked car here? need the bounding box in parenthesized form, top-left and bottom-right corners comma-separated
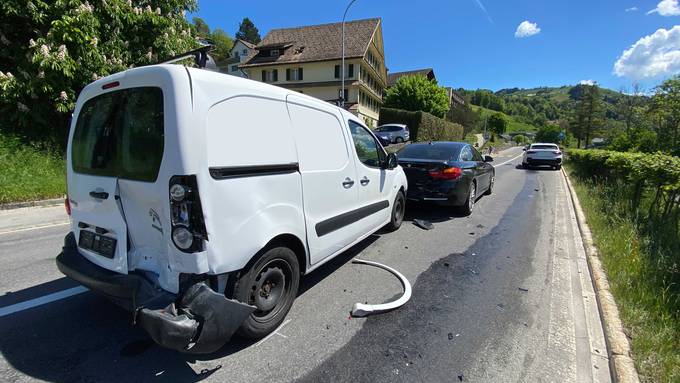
(522, 143, 563, 170)
(375, 124, 410, 143)
(397, 142, 494, 215)
(376, 134, 391, 147)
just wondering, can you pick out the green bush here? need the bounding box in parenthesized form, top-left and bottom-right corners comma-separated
(379, 107, 463, 142)
(513, 134, 528, 144)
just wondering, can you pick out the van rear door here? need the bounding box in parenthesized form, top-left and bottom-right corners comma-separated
(68, 86, 165, 274)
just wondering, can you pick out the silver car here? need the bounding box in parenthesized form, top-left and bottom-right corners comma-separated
(375, 124, 410, 143)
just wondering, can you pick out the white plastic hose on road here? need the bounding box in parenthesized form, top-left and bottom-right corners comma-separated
(350, 259, 412, 317)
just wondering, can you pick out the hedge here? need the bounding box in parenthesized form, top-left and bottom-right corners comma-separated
(567, 149, 680, 214)
(379, 107, 464, 142)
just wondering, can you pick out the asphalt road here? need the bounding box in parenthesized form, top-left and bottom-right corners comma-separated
(0, 147, 611, 383)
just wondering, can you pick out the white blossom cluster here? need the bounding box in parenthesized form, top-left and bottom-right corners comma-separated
(77, 1, 93, 13)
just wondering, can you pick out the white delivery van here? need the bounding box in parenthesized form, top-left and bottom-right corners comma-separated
(56, 64, 408, 353)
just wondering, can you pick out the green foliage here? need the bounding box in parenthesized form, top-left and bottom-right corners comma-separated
(513, 134, 528, 144)
(0, 0, 198, 148)
(571, 84, 604, 147)
(487, 113, 508, 134)
(472, 105, 537, 133)
(535, 124, 562, 144)
(192, 16, 210, 37)
(384, 75, 450, 118)
(379, 107, 463, 142)
(209, 28, 233, 62)
(649, 76, 680, 155)
(0, 134, 65, 203)
(235, 17, 261, 44)
(447, 103, 479, 136)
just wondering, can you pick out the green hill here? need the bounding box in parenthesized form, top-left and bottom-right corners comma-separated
(470, 105, 537, 134)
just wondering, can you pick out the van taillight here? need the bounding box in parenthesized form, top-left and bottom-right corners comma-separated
(169, 175, 207, 253)
(429, 167, 462, 180)
(65, 198, 71, 216)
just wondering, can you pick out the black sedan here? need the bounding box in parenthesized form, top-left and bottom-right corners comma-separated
(397, 142, 495, 215)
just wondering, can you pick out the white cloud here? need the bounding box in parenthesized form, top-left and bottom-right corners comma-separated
(647, 0, 680, 16)
(579, 79, 597, 85)
(613, 25, 680, 79)
(625, 6, 639, 12)
(514, 21, 541, 38)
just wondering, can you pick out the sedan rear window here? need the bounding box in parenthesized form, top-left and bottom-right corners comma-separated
(398, 144, 461, 161)
(71, 87, 164, 182)
(531, 144, 558, 150)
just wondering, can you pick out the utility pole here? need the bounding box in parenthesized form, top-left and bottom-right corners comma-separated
(341, 0, 358, 108)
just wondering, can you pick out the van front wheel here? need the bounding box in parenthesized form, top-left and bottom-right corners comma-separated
(233, 246, 300, 339)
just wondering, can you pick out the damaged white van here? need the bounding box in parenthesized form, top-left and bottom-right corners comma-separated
(56, 63, 408, 353)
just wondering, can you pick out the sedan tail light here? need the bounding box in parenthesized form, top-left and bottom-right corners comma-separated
(429, 167, 462, 180)
(554, 150, 562, 155)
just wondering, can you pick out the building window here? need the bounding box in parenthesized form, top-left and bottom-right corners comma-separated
(286, 68, 304, 81)
(334, 64, 355, 79)
(334, 65, 340, 79)
(271, 49, 280, 57)
(261, 69, 278, 82)
(234, 51, 240, 59)
(338, 88, 349, 102)
(242, 49, 247, 55)
(231, 65, 239, 72)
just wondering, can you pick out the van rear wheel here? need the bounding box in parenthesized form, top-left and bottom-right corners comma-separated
(233, 246, 300, 339)
(386, 191, 405, 231)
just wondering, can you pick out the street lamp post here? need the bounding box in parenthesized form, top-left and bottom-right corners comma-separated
(341, 0, 358, 108)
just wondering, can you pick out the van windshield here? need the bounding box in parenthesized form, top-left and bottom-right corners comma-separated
(71, 87, 164, 182)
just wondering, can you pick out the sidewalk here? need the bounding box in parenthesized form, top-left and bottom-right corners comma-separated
(0, 204, 68, 234)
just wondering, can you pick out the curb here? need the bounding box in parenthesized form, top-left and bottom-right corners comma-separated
(0, 197, 64, 211)
(562, 169, 640, 383)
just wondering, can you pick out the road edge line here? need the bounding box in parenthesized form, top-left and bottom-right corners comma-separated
(561, 168, 640, 383)
(0, 197, 64, 211)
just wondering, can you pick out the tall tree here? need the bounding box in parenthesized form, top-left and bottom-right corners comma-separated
(235, 17, 261, 44)
(648, 76, 680, 155)
(384, 75, 450, 118)
(487, 113, 508, 134)
(572, 83, 604, 147)
(192, 16, 211, 37)
(0, 0, 197, 148)
(209, 28, 234, 62)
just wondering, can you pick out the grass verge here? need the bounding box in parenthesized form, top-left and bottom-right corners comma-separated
(566, 165, 679, 382)
(0, 135, 66, 204)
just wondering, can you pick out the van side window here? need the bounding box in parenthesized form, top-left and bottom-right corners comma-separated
(287, 103, 349, 171)
(349, 121, 384, 167)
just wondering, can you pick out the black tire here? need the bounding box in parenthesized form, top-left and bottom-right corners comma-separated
(459, 180, 476, 216)
(395, 137, 404, 143)
(484, 172, 495, 195)
(555, 164, 562, 171)
(386, 191, 405, 231)
(232, 246, 300, 339)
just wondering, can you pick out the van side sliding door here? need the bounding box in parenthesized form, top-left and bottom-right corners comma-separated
(286, 96, 360, 265)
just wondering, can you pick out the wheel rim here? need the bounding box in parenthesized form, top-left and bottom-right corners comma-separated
(469, 183, 476, 211)
(249, 259, 293, 321)
(394, 195, 404, 224)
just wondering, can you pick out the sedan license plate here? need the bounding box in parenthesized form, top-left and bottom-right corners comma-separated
(78, 230, 117, 259)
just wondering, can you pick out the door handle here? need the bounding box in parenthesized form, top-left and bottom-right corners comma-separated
(89, 191, 109, 200)
(360, 176, 370, 186)
(342, 178, 355, 188)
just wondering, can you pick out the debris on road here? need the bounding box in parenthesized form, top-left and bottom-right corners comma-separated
(468, 232, 475, 235)
(496, 304, 505, 312)
(413, 219, 433, 230)
(518, 287, 529, 292)
(448, 332, 454, 340)
(350, 259, 412, 317)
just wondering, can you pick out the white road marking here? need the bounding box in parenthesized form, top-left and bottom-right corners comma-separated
(493, 153, 524, 168)
(0, 221, 70, 236)
(0, 286, 88, 318)
(255, 319, 292, 347)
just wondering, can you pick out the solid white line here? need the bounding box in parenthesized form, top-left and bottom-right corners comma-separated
(0, 286, 88, 318)
(493, 153, 524, 168)
(0, 221, 70, 236)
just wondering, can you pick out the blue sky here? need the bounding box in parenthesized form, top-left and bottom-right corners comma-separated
(189, 0, 680, 92)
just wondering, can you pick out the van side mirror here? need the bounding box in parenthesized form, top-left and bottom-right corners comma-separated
(384, 153, 398, 169)
(484, 155, 494, 162)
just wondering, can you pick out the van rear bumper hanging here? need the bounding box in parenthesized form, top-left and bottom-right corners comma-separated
(56, 232, 255, 354)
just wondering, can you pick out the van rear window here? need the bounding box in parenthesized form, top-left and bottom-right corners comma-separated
(71, 87, 164, 182)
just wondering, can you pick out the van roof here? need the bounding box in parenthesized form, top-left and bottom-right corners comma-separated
(82, 65, 358, 122)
